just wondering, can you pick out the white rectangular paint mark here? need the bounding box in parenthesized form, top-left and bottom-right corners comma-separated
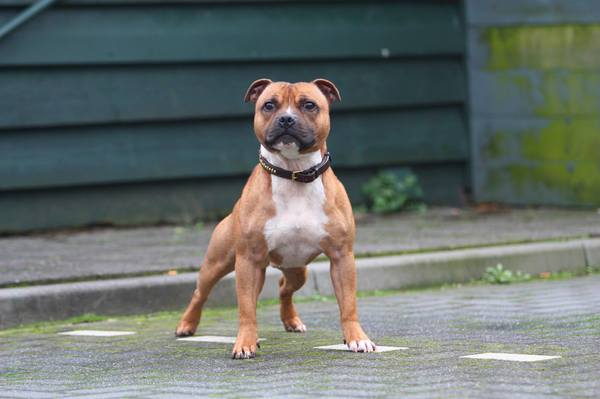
(461, 353, 561, 362)
(177, 335, 265, 344)
(315, 344, 407, 353)
(58, 330, 136, 337)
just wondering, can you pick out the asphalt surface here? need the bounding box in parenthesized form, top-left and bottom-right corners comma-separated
(2, 207, 600, 286)
(1, 274, 599, 398)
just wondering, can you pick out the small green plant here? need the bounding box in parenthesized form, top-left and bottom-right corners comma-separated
(484, 264, 531, 284)
(362, 171, 425, 214)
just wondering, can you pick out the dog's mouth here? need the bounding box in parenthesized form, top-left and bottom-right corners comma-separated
(276, 134, 301, 146)
(265, 129, 316, 152)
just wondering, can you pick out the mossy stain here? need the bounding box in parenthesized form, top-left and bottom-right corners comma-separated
(484, 24, 600, 70)
(482, 23, 600, 205)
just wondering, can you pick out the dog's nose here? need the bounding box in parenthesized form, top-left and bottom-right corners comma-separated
(278, 114, 296, 128)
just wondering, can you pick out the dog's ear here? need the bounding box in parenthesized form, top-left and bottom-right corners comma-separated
(312, 78, 341, 104)
(244, 78, 273, 103)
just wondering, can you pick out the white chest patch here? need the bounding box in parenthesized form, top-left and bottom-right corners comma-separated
(261, 145, 328, 268)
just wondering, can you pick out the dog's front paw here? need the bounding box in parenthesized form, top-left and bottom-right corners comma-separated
(342, 321, 376, 353)
(345, 338, 376, 353)
(282, 316, 307, 333)
(175, 319, 198, 337)
(231, 331, 260, 359)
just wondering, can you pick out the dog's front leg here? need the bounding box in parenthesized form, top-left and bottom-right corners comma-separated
(330, 252, 376, 352)
(232, 256, 263, 359)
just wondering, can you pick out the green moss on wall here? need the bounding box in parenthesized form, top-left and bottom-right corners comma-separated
(484, 131, 509, 159)
(517, 119, 600, 204)
(481, 23, 600, 205)
(507, 162, 600, 204)
(520, 120, 600, 162)
(484, 24, 600, 70)
(537, 72, 600, 117)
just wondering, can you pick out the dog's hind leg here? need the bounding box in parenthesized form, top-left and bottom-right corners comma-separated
(175, 215, 236, 337)
(279, 267, 308, 332)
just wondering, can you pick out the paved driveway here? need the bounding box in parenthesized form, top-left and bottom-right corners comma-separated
(3, 207, 600, 286)
(1, 275, 599, 398)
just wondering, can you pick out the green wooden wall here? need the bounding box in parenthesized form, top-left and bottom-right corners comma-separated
(0, 0, 467, 232)
(468, 0, 600, 207)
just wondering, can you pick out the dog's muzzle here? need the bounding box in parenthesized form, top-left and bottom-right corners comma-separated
(265, 128, 315, 151)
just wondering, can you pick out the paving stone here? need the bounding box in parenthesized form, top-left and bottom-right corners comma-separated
(2, 207, 600, 286)
(1, 275, 600, 398)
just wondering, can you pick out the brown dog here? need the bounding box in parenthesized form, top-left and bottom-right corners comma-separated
(175, 78, 376, 359)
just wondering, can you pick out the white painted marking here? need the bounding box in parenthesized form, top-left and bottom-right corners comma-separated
(315, 344, 407, 353)
(58, 330, 136, 337)
(461, 353, 561, 362)
(177, 335, 265, 344)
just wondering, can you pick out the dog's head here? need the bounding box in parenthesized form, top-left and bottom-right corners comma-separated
(244, 79, 341, 158)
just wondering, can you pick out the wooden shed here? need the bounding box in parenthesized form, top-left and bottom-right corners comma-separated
(0, 0, 468, 232)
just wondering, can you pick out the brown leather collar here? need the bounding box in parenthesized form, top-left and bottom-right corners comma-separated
(259, 151, 331, 183)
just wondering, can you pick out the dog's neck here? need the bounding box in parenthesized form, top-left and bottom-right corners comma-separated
(260, 145, 323, 172)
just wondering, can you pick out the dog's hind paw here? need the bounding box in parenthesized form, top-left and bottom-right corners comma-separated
(282, 316, 307, 333)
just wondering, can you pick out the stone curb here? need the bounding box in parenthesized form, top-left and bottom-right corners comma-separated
(1, 238, 599, 329)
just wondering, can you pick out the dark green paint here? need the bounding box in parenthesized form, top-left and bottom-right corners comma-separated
(0, 0, 467, 232)
(0, 164, 467, 233)
(0, 59, 465, 129)
(0, 107, 466, 190)
(0, 2, 463, 65)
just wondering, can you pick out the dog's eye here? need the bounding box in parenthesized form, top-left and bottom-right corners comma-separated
(262, 101, 276, 112)
(303, 101, 317, 111)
